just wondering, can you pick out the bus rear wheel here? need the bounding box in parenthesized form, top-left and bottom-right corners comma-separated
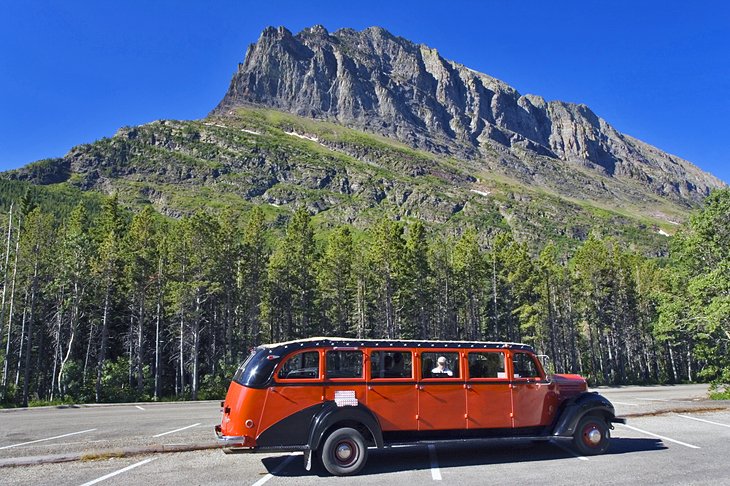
(320, 427, 368, 476)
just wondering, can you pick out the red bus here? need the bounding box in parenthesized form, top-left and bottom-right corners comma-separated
(215, 337, 624, 475)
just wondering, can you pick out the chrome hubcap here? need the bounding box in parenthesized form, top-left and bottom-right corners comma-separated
(336, 443, 353, 462)
(587, 428, 602, 445)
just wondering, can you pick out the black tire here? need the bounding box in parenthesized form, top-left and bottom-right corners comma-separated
(572, 414, 610, 456)
(320, 427, 368, 476)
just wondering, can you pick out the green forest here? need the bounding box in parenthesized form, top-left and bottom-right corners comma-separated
(0, 188, 728, 407)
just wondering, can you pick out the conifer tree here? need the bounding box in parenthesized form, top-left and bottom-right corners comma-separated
(317, 226, 356, 338)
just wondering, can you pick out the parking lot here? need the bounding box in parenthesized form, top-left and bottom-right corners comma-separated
(2, 385, 729, 485)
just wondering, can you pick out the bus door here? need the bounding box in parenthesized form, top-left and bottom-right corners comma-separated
(509, 350, 557, 428)
(259, 350, 323, 436)
(417, 351, 467, 430)
(464, 351, 513, 429)
(365, 350, 418, 431)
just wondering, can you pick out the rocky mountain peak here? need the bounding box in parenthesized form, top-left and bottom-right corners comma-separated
(215, 25, 724, 204)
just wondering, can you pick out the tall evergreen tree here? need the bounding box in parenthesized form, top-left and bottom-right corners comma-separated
(317, 226, 356, 338)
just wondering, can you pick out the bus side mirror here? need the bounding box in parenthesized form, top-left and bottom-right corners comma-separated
(537, 354, 554, 379)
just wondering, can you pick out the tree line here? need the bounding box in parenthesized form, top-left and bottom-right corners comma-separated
(0, 188, 728, 406)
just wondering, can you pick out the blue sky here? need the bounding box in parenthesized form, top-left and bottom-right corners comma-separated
(2, 0, 729, 183)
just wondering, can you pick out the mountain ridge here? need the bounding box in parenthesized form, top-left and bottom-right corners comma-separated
(1, 24, 726, 255)
(214, 25, 724, 204)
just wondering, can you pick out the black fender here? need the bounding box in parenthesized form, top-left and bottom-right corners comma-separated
(307, 401, 384, 451)
(551, 392, 618, 437)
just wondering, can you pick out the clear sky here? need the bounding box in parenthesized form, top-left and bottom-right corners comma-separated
(2, 0, 728, 183)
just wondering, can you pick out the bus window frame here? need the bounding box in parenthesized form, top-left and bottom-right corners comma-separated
(274, 349, 323, 383)
(509, 350, 546, 381)
(418, 350, 463, 381)
(465, 350, 509, 381)
(367, 349, 415, 382)
(325, 349, 366, 382)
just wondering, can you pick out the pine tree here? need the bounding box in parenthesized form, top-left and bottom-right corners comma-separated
(241, 207, 268, 349)
(91, 195, 126, 402)
(124, 205, 158, 395)
(401, 221, 432, 339)
(367, 218, 406, 338)
(317, 226, 356, 338)
(452, 229, 485, 340)
(264, 209, 318, 341)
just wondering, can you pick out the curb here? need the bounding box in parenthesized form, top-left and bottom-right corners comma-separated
(0, 400, 220, 413)
(621, 405, 730, 419)
(0, 443, 222, 468)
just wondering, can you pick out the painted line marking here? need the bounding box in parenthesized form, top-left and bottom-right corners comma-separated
(0, 428, 97, 450)
(135, 405, 145, 411)
(428, 444, 442, 480)
(634, 398, 669, 402)
(617, 423, 700, 449)
(611, 401, 640, 406)
(551, 440, 589, 461)
(251, 454, 298, 486)
(676, 414, 730, 429)
(152, 423, 200, 438)
(78, 457, 157, 486)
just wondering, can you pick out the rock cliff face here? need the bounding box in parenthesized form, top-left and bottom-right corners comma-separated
(214, 25, 724, 204)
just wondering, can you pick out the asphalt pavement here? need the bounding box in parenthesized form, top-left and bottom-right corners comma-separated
(1, 384, 729, 485)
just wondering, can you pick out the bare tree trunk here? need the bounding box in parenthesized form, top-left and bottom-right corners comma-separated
(50, 288, 65, 401)
(136, 295, 145, 394)
(82, 322, 94, 385)
(0, 204, 13, 399)
(668, 342, 678, 383)
(1, 214, 19, 398)
(356, 276, 365, 339)
(128, 313, 134, 388)
(58, 281, 81, 398)
(686, 343, 693, 382)
(14, 305, 27, 387)
(96, 288, 111, 402)
(154, 256, 163, 400)
(22, 259, 39, 407)
(178, 305, 186, 397)
(191, 293, 201, 401)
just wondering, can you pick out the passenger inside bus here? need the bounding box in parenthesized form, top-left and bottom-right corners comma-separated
(431, 356, 453, 376)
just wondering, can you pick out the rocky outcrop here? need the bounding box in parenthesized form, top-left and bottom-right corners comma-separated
(214, 25, 725, 204)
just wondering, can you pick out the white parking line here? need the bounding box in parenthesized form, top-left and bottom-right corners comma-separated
(551, 440, 589, 461)
(0, 428, 97, 450)
(251, 454, 298, 486)
(610, 401, 640, 406)
(135, 405, 145, 411)
(152, 423, 200, 438)
(428, 444, 442, 480)
(78, 457, 157, 486)
(618, 423, 701, 449)
(634, 398, 669, 402)
(676, 414, 730, 429)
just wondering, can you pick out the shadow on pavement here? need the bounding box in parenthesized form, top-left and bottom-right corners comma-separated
(261, 437, 666, 478)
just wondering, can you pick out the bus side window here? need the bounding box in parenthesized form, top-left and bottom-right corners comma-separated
(512, 352, 540, 379)
(421, 352, 459, 378)
(370, 351, 412, 379)
(277, 351, 319, 379)
(326, 350, 363, 379)
(468, 352, 506, 378)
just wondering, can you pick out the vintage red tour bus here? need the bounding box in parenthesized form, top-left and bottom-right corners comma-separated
(215, 337, 625, 475)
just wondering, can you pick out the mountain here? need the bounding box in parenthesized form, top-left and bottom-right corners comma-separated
(3, 25, 726, 252)
(214, 25, 723, 205)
